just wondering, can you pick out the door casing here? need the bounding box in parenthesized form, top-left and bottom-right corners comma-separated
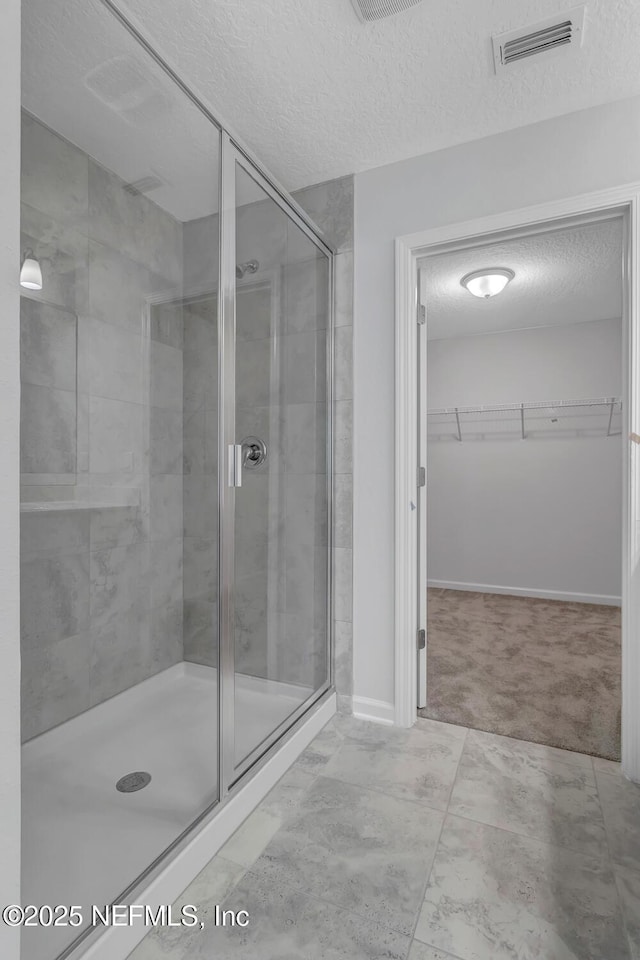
(395, 186, 640, 784)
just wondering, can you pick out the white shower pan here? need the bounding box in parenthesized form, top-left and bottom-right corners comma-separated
(21, 662, 312, 960)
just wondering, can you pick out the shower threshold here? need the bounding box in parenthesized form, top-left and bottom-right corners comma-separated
(21, 662, 311, 960)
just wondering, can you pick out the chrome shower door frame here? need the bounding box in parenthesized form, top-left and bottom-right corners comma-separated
(218, 133, 335, 797)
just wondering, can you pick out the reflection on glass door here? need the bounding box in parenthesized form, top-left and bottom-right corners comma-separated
(20, 1, 221, 958)
(224, 150, 332, 781)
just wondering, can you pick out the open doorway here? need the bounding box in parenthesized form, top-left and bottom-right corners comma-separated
(417, 214, 624, 760)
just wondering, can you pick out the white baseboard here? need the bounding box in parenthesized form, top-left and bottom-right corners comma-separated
(78, 692, 336, 960)
(352, 696, 395, 725)
(427, 579, 621, 607)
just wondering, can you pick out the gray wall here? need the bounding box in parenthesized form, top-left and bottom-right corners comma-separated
(20, 113, 185, 739)
(353, 93, 640, 714)
(427, 318, 622, 600)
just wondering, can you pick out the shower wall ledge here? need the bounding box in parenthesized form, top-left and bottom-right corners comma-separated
(20, 501, 127, 513)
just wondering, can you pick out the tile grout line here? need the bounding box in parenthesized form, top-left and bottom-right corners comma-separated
(450, 723, 598, 772)
(442, 729, 612, 861)
(216, 716, 627, 959)
(591, 753, 632, 954)
(442, 724, 470, 811)
(326, 718, 469, 958)
(215, 746, 342, 889)
(317, 764, 457, 819)
(222, 720, 453, 951)
(407, 722, 470, 949)
(441, 807, 614, 862)
(405, 790, 450, 957)
(592, 757, 622, 868)
(282, 719, 627, 957)
(419, 695, 603, 770)
(595, 765, 625, 780)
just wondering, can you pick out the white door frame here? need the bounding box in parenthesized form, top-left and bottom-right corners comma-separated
(394, 182, 640, 783)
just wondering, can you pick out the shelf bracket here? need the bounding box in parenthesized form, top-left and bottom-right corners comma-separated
(454, 407, 462, 442)
(520, 403, 526, 440)
(607, 398, 615, 437)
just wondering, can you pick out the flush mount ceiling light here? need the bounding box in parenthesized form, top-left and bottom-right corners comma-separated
(460, 267, 515, 299)
(20, 250, 43, 290)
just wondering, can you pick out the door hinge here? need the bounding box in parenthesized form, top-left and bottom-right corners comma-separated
(417, 304, 426, 325)
(418, 466, 426, 487)
(417, 628, 426, 650)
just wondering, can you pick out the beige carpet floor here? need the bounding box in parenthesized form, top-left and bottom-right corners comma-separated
(419, 589, 621, 760)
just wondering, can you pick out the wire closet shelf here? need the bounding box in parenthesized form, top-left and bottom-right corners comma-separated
(427, 397, 622, 442)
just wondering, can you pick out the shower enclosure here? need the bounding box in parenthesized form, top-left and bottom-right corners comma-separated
(20, 2, 333, 958)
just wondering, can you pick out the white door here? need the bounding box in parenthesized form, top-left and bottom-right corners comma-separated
(417, 268, 428, 708)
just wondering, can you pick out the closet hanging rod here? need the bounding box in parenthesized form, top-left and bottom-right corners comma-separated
(427, 397, 621, 417)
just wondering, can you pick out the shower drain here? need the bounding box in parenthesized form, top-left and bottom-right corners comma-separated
(116, 771, 151, 793)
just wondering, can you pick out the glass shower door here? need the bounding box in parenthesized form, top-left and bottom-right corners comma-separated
(220, 142, 332, 786)
(20, 2, 222, 958)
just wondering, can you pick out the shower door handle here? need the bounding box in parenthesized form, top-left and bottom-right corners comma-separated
(228, 438, 268, 487)
(228, 443, 243, 488)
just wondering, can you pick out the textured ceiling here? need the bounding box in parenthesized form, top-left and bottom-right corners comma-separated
(420, 218, 623, 340)
(22, 0, 640, 214)
(113, 0, 640, 190)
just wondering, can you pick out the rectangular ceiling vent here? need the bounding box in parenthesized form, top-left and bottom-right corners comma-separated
(492, 6, 585, 73)
(350, 0, 424, 22)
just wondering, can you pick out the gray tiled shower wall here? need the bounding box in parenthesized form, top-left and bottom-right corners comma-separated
(181, 187, 348, 700)
(19, 110, 354, 740)
(181, 179, 355, 705)
(293, 177, 354, 713)
(20, 112, 186, 740)
(233, 201, 329, 691)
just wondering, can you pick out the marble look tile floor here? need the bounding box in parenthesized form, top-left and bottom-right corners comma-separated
(129, 714, 640, 960)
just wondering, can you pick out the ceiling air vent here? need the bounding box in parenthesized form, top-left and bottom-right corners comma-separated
(122, 175, 164, 197)
(350, 0, 424, 22)
(492, 6, 585, 73)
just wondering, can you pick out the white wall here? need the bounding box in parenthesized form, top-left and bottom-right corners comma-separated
(353, 94, 640, 711)
(0, 0, 22, 956)
(427, 319, 622, 601)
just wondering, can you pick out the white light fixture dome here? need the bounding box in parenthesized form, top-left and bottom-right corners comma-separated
(461, 267, 514, 299)
(20, 250, 43, 290)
